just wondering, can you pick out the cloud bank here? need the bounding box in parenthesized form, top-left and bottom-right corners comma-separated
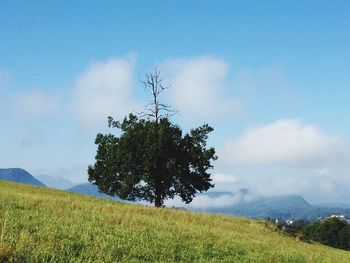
(211, 173, 238, 184)
(221, 119, 344, 166)
(215, 118, 350, 202)
(71, 57, 138, 127)
(162, 56, 240, 121)
(165, 193, 243, 209)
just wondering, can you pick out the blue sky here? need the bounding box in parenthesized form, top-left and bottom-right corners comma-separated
(1, 1, 349, 203)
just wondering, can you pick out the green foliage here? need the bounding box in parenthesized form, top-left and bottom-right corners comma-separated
(268, 219, 310, 240)
(2, 181, 350, 262)
(88, 114, 217, 207)
(304, 217, 350, 250)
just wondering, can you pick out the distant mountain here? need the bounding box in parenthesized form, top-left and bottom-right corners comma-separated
(225, 194, 312, 219)
(36, 174, 76, 190)
(196, 190, 350, 221)
(0, 168, 45, 186)
(64, 184, 350, 221)
(66, 183, 120, 200)
(312, 203, 350, 209)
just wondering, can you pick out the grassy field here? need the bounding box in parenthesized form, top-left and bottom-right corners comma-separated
(0, 181, 350, 262)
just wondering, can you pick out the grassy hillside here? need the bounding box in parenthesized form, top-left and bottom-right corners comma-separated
(0, 181, 349, 262)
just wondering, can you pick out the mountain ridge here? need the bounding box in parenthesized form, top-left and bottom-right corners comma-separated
(2, 167, 350, 221)
(198, 191, 350, 221)
(0, 168, 45, 187)
(36, 174, 76, 189)
(66, 183, 120, 200)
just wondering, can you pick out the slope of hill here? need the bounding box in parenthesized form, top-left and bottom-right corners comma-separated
(1, 181, 350, 262)
(0, 168, 45, 186)
(66, 183, 120, 200)
(35, 174, 76, 189)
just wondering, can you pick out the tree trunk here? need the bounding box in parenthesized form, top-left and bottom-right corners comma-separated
(155, 194, 162, 208)
(154, 179, 162, 207)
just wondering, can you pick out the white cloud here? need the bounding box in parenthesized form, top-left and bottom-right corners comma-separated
(187, 194, 241, 208)
(318, 180, 335, 195)
(251, 175, 337, 198)
(312, 167, 330, 177)
(162, 56, 240, 121)
(215, 119, 350, 202)
(71, 57, 138, 127)
(164, 188, 259, 209)
(221, 119, 344, 166)
(211, 173, 238, 184)
(165, 193, 242, 209)
(252, 176, 312, 197)
(12, 90, 60, 117)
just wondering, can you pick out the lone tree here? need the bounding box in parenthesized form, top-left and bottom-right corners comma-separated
(88, 69, 217, 207)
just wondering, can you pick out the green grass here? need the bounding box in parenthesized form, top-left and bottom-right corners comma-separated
(0, 181, 349, 262)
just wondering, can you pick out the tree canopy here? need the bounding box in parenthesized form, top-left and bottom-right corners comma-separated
(304, 217, 350, 250)
(88, 69, 217, 207)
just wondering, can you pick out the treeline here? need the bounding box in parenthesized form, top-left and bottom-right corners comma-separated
(268, 217, 350, 250)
